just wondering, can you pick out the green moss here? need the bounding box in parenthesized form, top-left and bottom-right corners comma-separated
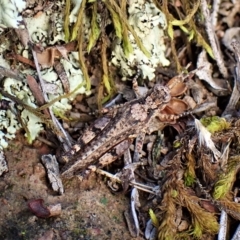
(213, 156, 240, 199)
(171, 190, 178, 198)
(100, 196, 108, 205)
(184, 172, 195, 187)
(173, 140, 182, 148)
(200, 116, 230, 134)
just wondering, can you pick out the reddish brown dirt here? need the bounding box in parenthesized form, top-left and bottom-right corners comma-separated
(0, 135, 142, 240)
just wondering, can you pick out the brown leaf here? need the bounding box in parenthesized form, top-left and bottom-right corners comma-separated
(200, 200, 219, 213)
(26, 75, 50, 117)
(55, 46, 69, 61)
(36, 48, 56, 68)
(53, 61, 70, 93)
(27, 199, 50, 218)
(26, 75, 45, 106)
(6, 53, 36, 68)
(36, 41, 77, 68)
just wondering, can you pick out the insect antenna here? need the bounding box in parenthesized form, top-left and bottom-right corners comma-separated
(178, 111, 193, 118)
(132, 68, 142, 98)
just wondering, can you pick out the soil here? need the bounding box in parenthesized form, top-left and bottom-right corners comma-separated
(0, 1, 240, 239)
(0, 134, 139, 240)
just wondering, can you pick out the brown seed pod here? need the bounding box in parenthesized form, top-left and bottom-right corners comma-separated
(27, 199, 50, 218)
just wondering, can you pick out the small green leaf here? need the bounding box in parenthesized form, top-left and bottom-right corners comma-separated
(184, 172, 195, 186)
(171, 0, 200, 26)
(196, 32, 215, 59)
(179, 25, 189, 34)
(122, 32, 133, 57)
(149, 209, 159, 227)
(188, 30, 195, 41)
(87, 2, 101, 53)
(173, 140, 181, 148)
(167, 23, 174, 40)
(102, 74, 111, 95)
(106, 5, 122, 39)
(171, 190, 178, 198)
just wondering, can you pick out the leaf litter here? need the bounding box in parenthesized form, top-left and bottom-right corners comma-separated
(0, 0, 240, 239)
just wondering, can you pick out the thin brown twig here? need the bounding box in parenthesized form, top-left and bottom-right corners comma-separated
(0, 66, 24, 81)
(30, 43, 73, 148)
(200, 0, 228, 78)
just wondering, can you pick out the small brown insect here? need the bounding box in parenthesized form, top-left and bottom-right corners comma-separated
(60, 73, 189, 178)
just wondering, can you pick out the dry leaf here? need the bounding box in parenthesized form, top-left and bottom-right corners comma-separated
(196, 50, 228, 91)
(36, 41, 77, 68)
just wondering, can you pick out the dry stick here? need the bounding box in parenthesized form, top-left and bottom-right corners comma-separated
(218, 210, 228, 240)
(196, 178, 240, 221)
(0, 88, 66, 140)
(232, 40, 240, 93)
(63, 0, 71, 42)
(200, 0, 228, 79)
(123, 151, 147, 237)
(0, 88, 53, 125)
(14, 26, 71, 147)
(0, 66, 24, 81)
(37, 136, 56, 148)
(26, 75, 49, 117)
(130, 188, 140, 237)
(95, 168, 157, 194)
(75, 0, 91, 91)
(232, 224, 240, 240)
(30, 44, 72, 149)
(6, 53, 36, 68)
(211, 0, 222, 27)
(222, 41, 240, 117)
(30, 45, 49, 103)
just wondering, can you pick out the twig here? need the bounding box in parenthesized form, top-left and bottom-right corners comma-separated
(6, 53, 36, 68)
(30, 43, 73, 149)
(131, 188, 140, 237)
(103, 93, 122, 108)
(200, 0, 228, 78)
(218, 210, 228, 240)
(232, 223, 240, 240)
(222, 41, 240, 117)
(95, 168, 158, 194)
(232, 41, 240, 81)
(30, 45, 49, 102)
(211, 0, 222, 27)
(37, 136, 56, 148)
(0, 66, 24, 81)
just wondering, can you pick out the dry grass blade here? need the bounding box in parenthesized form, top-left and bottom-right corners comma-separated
(0, 66, 24, 81)
(200, 0, 228, 78)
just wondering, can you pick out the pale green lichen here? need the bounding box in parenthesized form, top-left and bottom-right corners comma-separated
(0, 1, 88, 147)
(111, 0, 170, 80)
(21, 110, 44, 144)
(0, 0, 26, 29)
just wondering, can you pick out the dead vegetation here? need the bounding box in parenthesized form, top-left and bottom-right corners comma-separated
(0, 0, 240, 239)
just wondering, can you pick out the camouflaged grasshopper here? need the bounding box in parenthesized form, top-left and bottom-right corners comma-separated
(60, 73, 189, 178)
